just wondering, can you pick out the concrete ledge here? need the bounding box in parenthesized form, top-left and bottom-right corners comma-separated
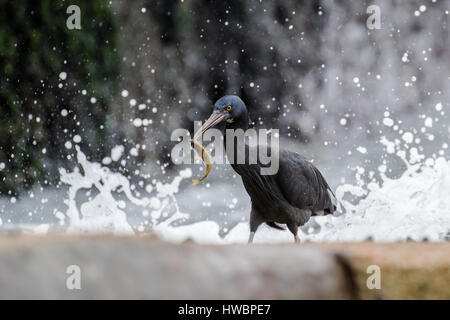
(0, 236, 357, 299)
(309, 242, 450, 299)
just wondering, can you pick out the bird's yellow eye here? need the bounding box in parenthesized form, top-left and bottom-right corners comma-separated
(226, 105, 232, 111)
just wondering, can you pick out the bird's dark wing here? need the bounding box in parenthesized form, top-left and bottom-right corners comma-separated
(275, 150, 335, 213)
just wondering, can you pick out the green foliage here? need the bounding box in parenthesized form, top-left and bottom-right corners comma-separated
(0, 0, 120, 195)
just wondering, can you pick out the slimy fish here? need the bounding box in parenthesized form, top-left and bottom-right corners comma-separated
(189, 139, 212, 186)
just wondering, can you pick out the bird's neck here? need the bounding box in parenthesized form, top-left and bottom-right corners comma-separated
(223, 121, 249, 170)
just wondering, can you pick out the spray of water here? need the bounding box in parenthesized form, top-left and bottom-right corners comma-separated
(58, 145, 191, 236)
(312, 138, 450, 242)
(52, 133, 449, 243)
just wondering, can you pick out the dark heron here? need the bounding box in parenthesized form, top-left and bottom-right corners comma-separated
(193, 95, 336, 243)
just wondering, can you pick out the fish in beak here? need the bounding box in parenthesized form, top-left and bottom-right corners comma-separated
(190, 110, 227, 185)
(189, 139, 212, 186)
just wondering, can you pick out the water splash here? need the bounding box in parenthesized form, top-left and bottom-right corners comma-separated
(310, 144, 450, 242)
(58, 146, 191, 235)
(52, 136, 450, 243)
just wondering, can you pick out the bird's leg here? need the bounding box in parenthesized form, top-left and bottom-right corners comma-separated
(248, 232, 255, 244)
(287, 223, 300, 244)
(248, 223, 262, 244)
(248, 207, 263, 244)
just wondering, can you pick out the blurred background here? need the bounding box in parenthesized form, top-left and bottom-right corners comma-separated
(0, 0, 449, 237)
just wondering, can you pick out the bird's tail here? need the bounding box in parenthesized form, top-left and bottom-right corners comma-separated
(323, 188, 346, 216)
(312, 166, 344, 215)
(266, 222, 285, 230)
(328, 189, 338, 213)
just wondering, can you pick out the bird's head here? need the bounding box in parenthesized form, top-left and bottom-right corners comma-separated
(194, 95, 249, 140)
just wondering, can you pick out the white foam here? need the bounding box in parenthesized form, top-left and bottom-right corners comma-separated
(50, 134, 450, 243)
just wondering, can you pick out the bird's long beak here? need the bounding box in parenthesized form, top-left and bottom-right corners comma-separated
(193, 111, 226, 141)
